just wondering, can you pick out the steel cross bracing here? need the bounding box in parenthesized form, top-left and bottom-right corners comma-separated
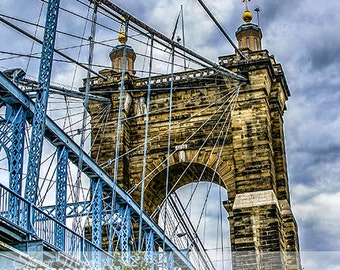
(91, 178, 103, 249)
(54, 146, 68, 250)
(0, 71, 196, 269)
(0, 105, 26, 224)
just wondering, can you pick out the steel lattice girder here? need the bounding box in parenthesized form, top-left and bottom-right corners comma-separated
(0, 105, 27, 224)
(91, 178, 103, 248)
(54, 146, 68, 250)
(25, 0, 60, 204)
(145, 230, 155, 264)
(0, 72, 196, 269)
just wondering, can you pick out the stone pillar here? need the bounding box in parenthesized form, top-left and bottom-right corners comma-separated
(87, 47, 301, 269)
(222, 51, 301, 269)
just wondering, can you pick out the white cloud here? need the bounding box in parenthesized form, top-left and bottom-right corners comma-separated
(292, 182, 340, 250)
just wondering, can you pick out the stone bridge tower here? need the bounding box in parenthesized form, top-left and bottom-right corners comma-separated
(87, 6, 301, 270)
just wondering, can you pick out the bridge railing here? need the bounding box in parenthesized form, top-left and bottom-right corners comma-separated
(0, 72, 196, 270)
(0, 183, 113, 268)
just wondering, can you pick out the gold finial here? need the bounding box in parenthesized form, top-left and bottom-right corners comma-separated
(242, 0, 253, 24)
(118, 16, 127, 44)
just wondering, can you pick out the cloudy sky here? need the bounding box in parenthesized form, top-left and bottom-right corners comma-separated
(1, 0, 340, 269)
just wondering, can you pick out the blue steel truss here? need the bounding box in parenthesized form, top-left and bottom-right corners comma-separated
(91, 178, 103, 248)
(91, 178, 103, 268)
(117, 203, 131, 264)
(7, 105, 26, 196)
(54, 146, 68, 250)
(0, 0, 196, 268)
(145, 230, 155, 264)
(0, 105, 26, 224)
(25, 0, 60, 204)
(8, 106, 26, 224)
(0, 72, 195, 269)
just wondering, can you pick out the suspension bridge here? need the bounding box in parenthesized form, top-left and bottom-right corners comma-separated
(0, 0, 301, 269)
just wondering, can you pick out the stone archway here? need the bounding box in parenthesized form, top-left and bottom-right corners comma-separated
(158, 181, 232, 270)
(142, 162, 226, 220)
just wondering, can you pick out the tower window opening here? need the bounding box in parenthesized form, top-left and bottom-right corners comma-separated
(118, 58, 121, 71)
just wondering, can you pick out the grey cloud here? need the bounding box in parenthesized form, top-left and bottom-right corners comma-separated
(294, 196, 340, 251)
(1, 0, 340, 268)
(310, 40, 340, 65)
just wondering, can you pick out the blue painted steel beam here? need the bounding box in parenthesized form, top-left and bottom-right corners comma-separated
(54, 146, 68, 250)
(8, 106, 26, 196)
(8, 105, 26, 223)
(39, 201, 91, 218)
(0, 73, 195, 270)
(91, 178, 103, 268)
(117, 203, 131, 264)
(91, 178, 102, 248)
(0, 105, 26, 223)
(145, 230, 155, 265)
(25, 0, 60, 204)
(0, 183, 113, 269)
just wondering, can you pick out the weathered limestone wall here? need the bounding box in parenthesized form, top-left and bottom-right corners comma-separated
(87, 49, 301, 269)
(221, 50, 300, 269)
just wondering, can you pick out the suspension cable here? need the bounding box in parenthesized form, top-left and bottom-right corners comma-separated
(149, 85, 241, 209)
(196, 0, 246, 59)
(150, 84, 241, 226)
(129, 87, 239, 198)
(104, 86, 234, 171)
(0, 15, 106, 80)
(163, 44, 175, 254)
(25, 3, 45, 73)
(138, 35, 154, 251)
(73, 1, 98, 234)
(94, 0, 246, 82)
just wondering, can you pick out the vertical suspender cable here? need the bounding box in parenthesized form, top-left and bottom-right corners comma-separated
(138, 35, 154, 251)
(25, 3, 44, 73)
(218, 180, 226, 269)
(163, 45, 175, 253)
(72, 2, 98, 234)
(109, 17, 130, 253)
(71, 4, 93, 90)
